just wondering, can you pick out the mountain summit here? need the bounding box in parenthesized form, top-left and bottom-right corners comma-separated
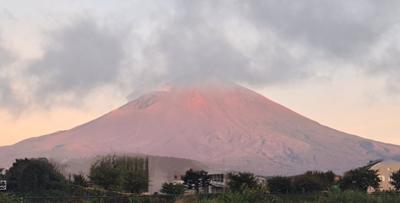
(1, 82, 400, 175)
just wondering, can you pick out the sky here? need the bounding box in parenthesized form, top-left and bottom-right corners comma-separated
(0, 0, 399, 146)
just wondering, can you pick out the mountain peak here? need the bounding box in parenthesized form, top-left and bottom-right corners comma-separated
(1, 82, 400, 176)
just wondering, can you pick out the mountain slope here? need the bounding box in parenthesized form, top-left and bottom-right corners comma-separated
(1, 82, 399, 175)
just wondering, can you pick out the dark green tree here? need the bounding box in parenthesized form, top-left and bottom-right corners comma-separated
(267, 176, 291, 194)
(72, 174, 89, 187)
(340, 164, 380, 192)
(292, 171, 336, 193)
(122, 170, 148, 193)
(390, 170, 400, 191)
(292, 174, 322, 193)
(160, 182, 186, 195)
(227, 172, 259, 192)
(89, 156, 120, 190)
(89, 155, 149, 193)
(0, 168, 5, 179)
(182, 169, 210, 193)
(5, 158, 66, 194)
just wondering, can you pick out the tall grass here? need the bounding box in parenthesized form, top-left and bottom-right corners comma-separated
(179, 191, 400, 203)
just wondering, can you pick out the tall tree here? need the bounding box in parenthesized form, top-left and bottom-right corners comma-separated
(0, 168, 5, 179)
(72, 174, 89, 187)
(292, 171, 336, 193)
(89, 155, 149, 193)
(89, 156, 120, 190)
(390, 170, 400, 191)
(182, 169, 210, 193)
(227, 172, 258, 192)
(267, 176, 292, 194)
(340, 164, 380, 192)
(6, 158, 66, 193)
(122, 170, 148, 193)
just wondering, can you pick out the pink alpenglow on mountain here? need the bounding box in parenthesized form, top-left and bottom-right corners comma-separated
(1, 82, 400, 175)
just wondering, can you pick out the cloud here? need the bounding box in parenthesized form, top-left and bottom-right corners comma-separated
(130, 0, 313, 91)
(128, 0, 400, 92)
(244, 0, 400, 58)
(27, 19, 125, 104)
(366, 26, 400, 95)
(238, 0, 400, 93)
(1, 0, 400, 111)
(0, 39, 19, 110)
(0, 77, 16, 108)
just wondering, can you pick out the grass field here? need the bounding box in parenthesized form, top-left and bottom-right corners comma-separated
(3, 191, 400, 203)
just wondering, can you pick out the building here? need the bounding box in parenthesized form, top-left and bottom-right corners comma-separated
(208, 172, 227, 193)
(370, 160, 400, 191)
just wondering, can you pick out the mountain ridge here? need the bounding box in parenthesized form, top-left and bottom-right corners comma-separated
(1, 82, 399, 175)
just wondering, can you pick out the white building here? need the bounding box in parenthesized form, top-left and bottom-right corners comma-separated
(370, 160, 400, 191)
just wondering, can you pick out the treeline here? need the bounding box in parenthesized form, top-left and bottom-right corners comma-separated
(268, 171, 335, 194)
(89, 155, 149, 193)
(0, 155, 149, 196)
(161, 170, 336, 195)
(161, 161, 400, 196)
(3, 156, 400, 202)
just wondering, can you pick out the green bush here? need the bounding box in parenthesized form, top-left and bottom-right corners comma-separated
(339, 166, 380, 192)
(89, 155, 149, 193)
(227, 172, 259, 193)
(179, 190, 400, 203)
(161, 182, 186, 195)
(291, 171, 335, 193)
(390, 169, 400, 191)
(0, 193, 21, 203)
(5, 158, 66, 194)
(267, 176, 292, 194)
(182, 169, 210, 193)
(72, 174, 89, 187)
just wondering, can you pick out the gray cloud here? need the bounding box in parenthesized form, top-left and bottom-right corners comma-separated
(28, 19, 125, 103)
(132, 0, 312, 91)
(2, 0, 400, 111)
(0, 77, 16, 108)
(244, 0, 400, 58)
(240, 0, 400, 94)
(368, 43, 400, 95)
(0, 39, 19, 110)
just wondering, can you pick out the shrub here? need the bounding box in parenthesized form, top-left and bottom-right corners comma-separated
(160, 182, 186, 195)
(292, 171, 335, 193)
(390, 169, 400, 191)
(182, 169, 210, 193)
(5, 158, 66, 194)
(72, 174, 89, 187)
(339, 166, 380, 192)
(0, 193, 21, 203)
(227, 172, 259, 193)
(267, 176, 292, 194)
(89, 155, 149, 193)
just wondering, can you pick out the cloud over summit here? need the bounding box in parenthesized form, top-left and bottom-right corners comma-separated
(1, 0, 400, 111)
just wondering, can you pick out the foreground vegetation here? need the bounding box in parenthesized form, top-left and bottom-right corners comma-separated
(180, 191, 400, 203)
(3, 190, 400, 203)
(2, 157, 400, 202)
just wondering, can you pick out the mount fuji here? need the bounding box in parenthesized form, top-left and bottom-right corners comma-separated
(1, 82, 400, 176)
